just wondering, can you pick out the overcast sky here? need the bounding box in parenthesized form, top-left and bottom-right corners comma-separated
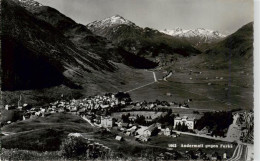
(36, 0, 253, 34)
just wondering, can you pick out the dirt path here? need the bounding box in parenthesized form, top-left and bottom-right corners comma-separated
(126, 71, 158, 93)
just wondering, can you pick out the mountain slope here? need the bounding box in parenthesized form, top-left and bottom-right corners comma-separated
(87, 15, 200, 64)
(1, 0, 116, 91)
(161, 28, 226, 47)
(15, 0, 157, 69)
(203, 22, 253, 69)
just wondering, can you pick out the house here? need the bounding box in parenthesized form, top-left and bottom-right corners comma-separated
(129, 116, 137, 121)
(101, 116, 114, 128)
(125, 131, 131, 136)
(143, 124, 157, 137)
(121, 123, 129, 128)
(138, 135, 150, 142)
(164, 128, 171, 136)
(174, 116, 196, 130)
(115, 136, 123, 141)
(23, 113, 31, 120)
(5, 105, 16, 110)
(136, 126, 148, 136)
(223, 153, 227, 159)
(211, 152, 220, 161)
(116, 121, 122, 127)
(156, 123, 162, 130)
(198, 127, 210, 135)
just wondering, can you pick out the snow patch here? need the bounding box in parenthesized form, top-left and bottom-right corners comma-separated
(18, 0, 43, 7)
(87, 15, 134, 30)
(160, 28, 226, 43)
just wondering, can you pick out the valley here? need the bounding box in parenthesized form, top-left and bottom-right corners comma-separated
(0, 0, 254, 160)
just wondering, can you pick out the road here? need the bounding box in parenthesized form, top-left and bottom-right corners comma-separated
(227, 144, 247, 161)
(1, 131, 16, 136)
(82, 116, 95, 127)
(171, 130, 235, 143)
(125, 71, 158, 93)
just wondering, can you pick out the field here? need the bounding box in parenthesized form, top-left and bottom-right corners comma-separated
(0, 149, 62, 160)
(128, 66, 253, 111)
(1, 113, 94, 151)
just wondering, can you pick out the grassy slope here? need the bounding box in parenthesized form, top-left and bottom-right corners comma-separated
(1, 63, 155, 106)
(1, 113, 94, 151)
(0, 149, 62, 160)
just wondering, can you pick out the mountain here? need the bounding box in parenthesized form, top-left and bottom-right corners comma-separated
(203, 22, 253, 69)
(161, 28, 226, 47)
(1, 0, 118, 91)
(2, 0, 159, 92)
(14, 0, 157, 69)
(162, 22, 253, 72)
(87, 15, 200, 66)
(87, 15, 135, 31)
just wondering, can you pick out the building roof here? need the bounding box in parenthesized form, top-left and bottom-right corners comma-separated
(145, 124, 157, 132)
(175, 116, 196, 121)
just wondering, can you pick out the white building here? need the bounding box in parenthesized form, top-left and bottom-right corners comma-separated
(164, 128, 171, 136)
(101, 116, 114, 128)
(174, 116, 196, 130)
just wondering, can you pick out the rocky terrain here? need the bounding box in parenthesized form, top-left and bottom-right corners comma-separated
(87, 15, 200, 61)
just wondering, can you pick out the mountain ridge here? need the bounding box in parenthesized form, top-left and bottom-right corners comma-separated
(161, 28, 226, 47)
(15, 2, 158, 69)
(86, 15, 201, 67)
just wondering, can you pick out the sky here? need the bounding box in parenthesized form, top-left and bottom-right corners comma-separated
(36, 0, 254, 34)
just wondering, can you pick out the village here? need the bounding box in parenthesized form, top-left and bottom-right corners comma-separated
(1, 91, 253, 160)
(3, 92, 197, 135)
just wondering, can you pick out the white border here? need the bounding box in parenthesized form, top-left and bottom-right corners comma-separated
(254, 0, 260, 160)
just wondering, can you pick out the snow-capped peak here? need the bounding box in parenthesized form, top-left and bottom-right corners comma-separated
(18, 0, 43, 7)
(87, 15, 135, 30)
(161, 28, 226, 43)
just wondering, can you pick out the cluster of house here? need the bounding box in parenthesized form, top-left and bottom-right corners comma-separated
(4, 92, 196, 140)
(4, 93, 128, 122)
(107, 116, 195, 142)
(113, 123, 181, 142)
(128, 100, 189, 110)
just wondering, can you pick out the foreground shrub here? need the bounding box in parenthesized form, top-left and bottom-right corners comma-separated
(60, 135, 88, 159)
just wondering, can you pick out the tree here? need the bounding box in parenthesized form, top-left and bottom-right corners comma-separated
(181, 122, 189, 132)
(115, 92, 131, 102)
(151, 127, 160, 136)
(135, 115, 146, 125)
(121, 114, 130, 123)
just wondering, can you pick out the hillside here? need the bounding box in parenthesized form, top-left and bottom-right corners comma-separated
(14, 0, 157, 69)
(1, 0, 118, 91)
(203, 22, 253, 69)
(1, 113, 94, 151)
(156, 22, 254, 111)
